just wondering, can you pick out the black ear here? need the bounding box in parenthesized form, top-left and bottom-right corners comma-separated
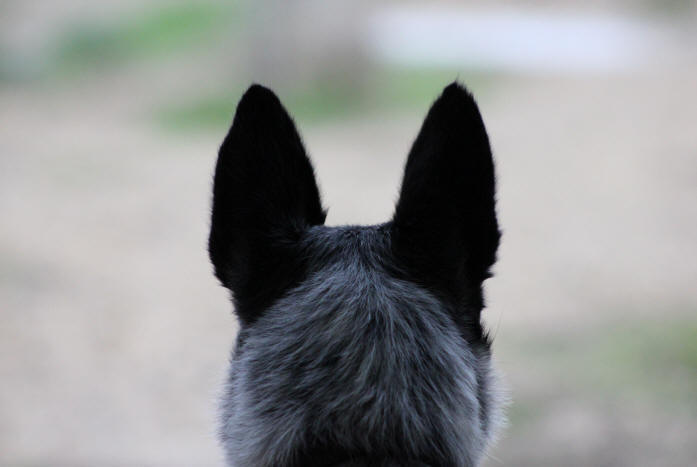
(209, 84, 325, 324)
(392, 82, 500, 305)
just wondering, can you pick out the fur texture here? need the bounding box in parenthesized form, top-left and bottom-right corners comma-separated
(209, 83, 503, 466)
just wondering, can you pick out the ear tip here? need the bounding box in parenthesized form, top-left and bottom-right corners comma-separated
(443, 80, 469, 94)
(440, 81, 478, 106)
(237, 83, 282, 112)
(245, 82, 276, 96)
(424, 81, 485, 130)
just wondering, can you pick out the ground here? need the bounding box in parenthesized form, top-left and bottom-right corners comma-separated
(1, 2, 696, 466)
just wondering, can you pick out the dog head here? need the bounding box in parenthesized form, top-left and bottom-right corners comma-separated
(209, 83, 502, 467)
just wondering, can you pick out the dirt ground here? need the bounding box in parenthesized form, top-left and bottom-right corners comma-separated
(1, 2, 697, 466)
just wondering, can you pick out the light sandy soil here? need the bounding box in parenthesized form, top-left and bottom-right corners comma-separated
(1, 3, 697, 466)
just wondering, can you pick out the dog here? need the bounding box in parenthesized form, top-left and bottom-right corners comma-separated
(208, 82, 503, 466)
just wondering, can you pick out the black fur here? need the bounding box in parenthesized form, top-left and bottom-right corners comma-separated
(209, 82, 503, 467)
(393, 82, 500, 311)
(209, 84, 326, 325)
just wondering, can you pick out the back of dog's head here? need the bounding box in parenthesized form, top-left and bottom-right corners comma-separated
(209, 83, 503, 467)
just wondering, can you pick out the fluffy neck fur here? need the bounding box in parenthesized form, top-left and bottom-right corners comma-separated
(219, 226, 504, 467)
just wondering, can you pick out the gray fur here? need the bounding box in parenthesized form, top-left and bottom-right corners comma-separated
(219, 226, 504, 466)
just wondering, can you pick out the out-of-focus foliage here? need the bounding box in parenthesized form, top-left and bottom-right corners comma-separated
(55, 3, 235, 71)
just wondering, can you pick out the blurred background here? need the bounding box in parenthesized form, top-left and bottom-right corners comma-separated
(1, 0, 696, 465)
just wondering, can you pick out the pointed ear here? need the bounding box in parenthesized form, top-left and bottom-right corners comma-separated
(392, 82, 500, 303)
(209, 84, 325, 323)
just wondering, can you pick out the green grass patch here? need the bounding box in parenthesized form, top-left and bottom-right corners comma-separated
(374, 67, 494, 110)
(54, 2, 238, 72)
(153, 67, 500, 132)
(153, 88, 240, 133)
(509, 316, 697, 413)
(642, 0, 696, 14)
